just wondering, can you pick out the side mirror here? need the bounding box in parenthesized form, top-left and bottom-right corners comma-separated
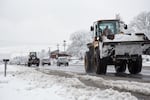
(124, 24, 128, 29)
(90, 26, 94, 31)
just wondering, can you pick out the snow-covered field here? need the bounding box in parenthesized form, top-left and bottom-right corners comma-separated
(0, 65, 139, 100)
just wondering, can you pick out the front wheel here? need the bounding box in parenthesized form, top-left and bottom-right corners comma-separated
(36, 63, 39, 66)
(66, 63, 69, 66)
(84, 52, 92, 73)
(28, 63, 31, 67)
(94, 49, 107, 74)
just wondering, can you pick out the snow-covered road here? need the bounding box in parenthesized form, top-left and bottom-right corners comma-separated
(36, 62, 150, 99)
(0, 60, 150, 100)
(0, 64, 141, 100)
(38, 64, 150, 76)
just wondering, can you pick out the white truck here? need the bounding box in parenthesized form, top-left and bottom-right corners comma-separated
(41, 57, 51, 66)
(84, 19, 150, 74)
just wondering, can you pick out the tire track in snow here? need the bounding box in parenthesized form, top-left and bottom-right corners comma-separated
(37, 68, 150, 100)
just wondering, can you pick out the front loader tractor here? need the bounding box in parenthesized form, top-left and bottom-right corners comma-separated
(84, 19, 150, 74)
(27, 52, 40, 67)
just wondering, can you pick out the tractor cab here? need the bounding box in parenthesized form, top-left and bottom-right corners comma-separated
(91, 19, 127, 40)
(28, 52, 40, 67)
(29, 52, 37, 59)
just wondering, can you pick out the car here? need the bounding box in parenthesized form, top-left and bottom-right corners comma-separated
(57, 57, 69, 66)
(41, 58, 51, 66)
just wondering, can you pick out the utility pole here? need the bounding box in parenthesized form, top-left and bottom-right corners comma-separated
(57, 44, 59, 52)
(48, 47, 51, 59)
(63, 40, 66, 52)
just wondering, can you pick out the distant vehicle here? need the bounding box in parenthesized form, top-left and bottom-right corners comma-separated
(27, 52, 40, 67)
(41, 58, 51, 66)
(57, 57, 69, 66)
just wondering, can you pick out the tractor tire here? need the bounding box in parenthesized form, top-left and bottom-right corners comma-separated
(28, 63, 31, 67)
(48, 63, 51, 66)
(84, 51, 92, 73)
(66, 63, 69, 66)
(115, 61, 126, 73)
(36, 63, 39, 67)
(128, 56, 142, 74)
(94, 49, 107, 74)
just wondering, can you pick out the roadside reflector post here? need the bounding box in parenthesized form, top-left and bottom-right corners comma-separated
(3, 59, 9, 77)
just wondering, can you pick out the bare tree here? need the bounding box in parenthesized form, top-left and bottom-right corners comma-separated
(67, 31, 92, 58)
(128, 11, 150, 38)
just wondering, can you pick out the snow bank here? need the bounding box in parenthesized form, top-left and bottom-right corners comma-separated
(0, 65, 137, 100)
(0, 76, 64, 100)
(79, 75, 150, 95)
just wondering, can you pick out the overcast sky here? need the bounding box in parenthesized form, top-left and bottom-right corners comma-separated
(0, 0, 150, 54)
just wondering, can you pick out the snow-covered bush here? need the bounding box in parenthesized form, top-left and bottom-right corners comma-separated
(67, 31, 92, 58)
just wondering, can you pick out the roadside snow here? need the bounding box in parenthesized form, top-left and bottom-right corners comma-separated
(79, 75, 150, 95)
(0, 65, 137, 100)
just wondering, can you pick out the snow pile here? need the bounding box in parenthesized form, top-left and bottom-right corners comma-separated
(0, 65, 137, 100)
(105, 80, 150, 95)
(0, 76, 64, 100)
(80, 75, 150, 95)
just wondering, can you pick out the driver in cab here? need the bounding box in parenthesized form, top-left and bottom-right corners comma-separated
(102, 25, 112, 36)
(102, 25, 114, 40)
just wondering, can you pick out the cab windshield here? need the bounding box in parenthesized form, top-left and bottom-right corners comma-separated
(98, 21, 119, 35)
(30, 52, 36, 57)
